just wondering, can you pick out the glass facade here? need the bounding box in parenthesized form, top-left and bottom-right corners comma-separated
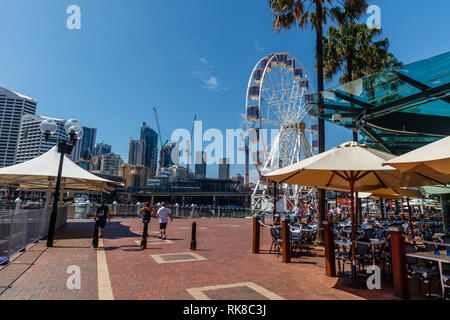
(306, 51, 450, 155)
(140, 122, 158, 175)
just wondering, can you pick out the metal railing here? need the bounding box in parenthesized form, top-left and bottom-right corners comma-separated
(75, 204, 269, 219)
(0, 207, 68, 265)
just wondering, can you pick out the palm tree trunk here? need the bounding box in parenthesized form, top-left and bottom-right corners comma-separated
(347, 56, 353, 83)
(347, 56, 362, 224)
(315, 0, 325, 244)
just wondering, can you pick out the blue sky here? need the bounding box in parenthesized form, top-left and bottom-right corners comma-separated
(0, 0, 449, 180)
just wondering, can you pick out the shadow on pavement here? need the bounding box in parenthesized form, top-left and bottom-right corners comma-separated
(55, 221, 142, 241)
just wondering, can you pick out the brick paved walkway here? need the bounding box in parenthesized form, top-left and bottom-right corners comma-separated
(0, 218, 427, 300)
(0, 221, 98, 300)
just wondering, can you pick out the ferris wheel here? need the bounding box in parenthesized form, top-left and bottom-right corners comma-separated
(245, 52, 319, 211)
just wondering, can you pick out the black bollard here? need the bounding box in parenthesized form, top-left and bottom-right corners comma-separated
(92, 220, 99, 248)
(140, 222, 149, 250)
(190, 222, 197, 251)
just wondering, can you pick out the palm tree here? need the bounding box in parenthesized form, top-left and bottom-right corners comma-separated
(268, 0, 369, 243)
(322, 23, 402, 84)
(322, 23, 401, 226)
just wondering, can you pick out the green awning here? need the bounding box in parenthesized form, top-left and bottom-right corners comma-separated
(307, 51, 450, 155)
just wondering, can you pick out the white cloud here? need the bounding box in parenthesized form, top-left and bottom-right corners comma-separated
(193, 70, 227, 91)
(254, 40, 265, 52)
(199, 57, 208, 64)
(205, 76, 219, 90)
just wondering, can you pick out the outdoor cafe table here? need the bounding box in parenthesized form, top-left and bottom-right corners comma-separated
(291, 228, 314, 237)
(335, 240, 351, 246)
(406, 250, 450, 298)
(432, 233, 446, 241)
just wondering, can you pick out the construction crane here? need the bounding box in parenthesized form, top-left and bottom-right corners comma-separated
(186, 114, 197, 179)
(239, 131, 249, 193)
(153, 107, 169, 170)
(153, 107, 168, 148)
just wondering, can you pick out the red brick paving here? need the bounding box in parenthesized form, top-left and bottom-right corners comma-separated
(0, 217, 432, 300)
(205, 286, 270, 300)
(0, 221, 98, 300)
(10, 250, 43, 265)
(102, 218, 394, 300)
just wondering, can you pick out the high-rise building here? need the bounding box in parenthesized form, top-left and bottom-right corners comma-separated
(219, 158, 230, 180)
(0, 87, 37, 167)
(93, 143, 111, 156)
(120, 164, 152, 188)
(195, 151, 207, 179)
(100, 153, 123, 176)
(169, 165, 188, 182)
(157, 165, 188, 182)
(140, 122, 158, 174)
(72, 127, 96, 161)
(16, 115, 69, 164)
(128, 138, 146, 166)
(232, 173, 245, 190)
(160, 142, 179, 168)
(89, 155, 103, 171)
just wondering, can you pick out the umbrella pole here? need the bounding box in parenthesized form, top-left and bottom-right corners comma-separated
(407, 197, 414, 237)
(350, 181, 357, 280)
(343, 177, 363, 288)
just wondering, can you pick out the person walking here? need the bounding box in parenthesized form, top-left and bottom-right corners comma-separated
(139, 202, 155, 250)
(156, 202, 173, 240)
(92, 200, 111, 248)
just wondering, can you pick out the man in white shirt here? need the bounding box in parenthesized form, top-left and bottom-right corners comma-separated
(156, 202, 173, 240)
(336, 205, 343, 221)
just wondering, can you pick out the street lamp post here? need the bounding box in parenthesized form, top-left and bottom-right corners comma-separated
(40, 119, 83, 247)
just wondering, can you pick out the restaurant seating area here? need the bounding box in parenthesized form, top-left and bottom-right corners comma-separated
(262, 213, 449, 299)
(256, 132, 450, 300)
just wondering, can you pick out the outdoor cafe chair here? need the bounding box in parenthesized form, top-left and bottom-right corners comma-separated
(405, 242, 441, 298)
(421, 230, 434, 242)
(269, 226, 282, 256)
(335, 236, 351, 276)
(301, 229, 314, 256)
(336, 240, 370, 276)
(375, 236, 392, 274)
(363, 228, 375, 240)
(356, 239, 371, 272)
(443, 275, 450, 300)
(289, 226, 301, 254)
(440, 235, 450, 244)
(375, 227, 384, 239)
(290, 228, 309, 257)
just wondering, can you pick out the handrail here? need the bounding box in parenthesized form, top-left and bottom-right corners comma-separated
(257, 220, 274, 228)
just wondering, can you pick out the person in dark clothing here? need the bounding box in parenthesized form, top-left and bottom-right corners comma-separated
(139, 202, 155, 250)
(92, 200, 110, 248)
(96, 200, 111, 237)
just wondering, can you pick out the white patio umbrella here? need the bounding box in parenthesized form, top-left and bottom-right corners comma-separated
(385, 136, 450, 178)
(369, 188, 423, 199)
(0, 146, 114, 201)
(263, 141, 440, 286)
